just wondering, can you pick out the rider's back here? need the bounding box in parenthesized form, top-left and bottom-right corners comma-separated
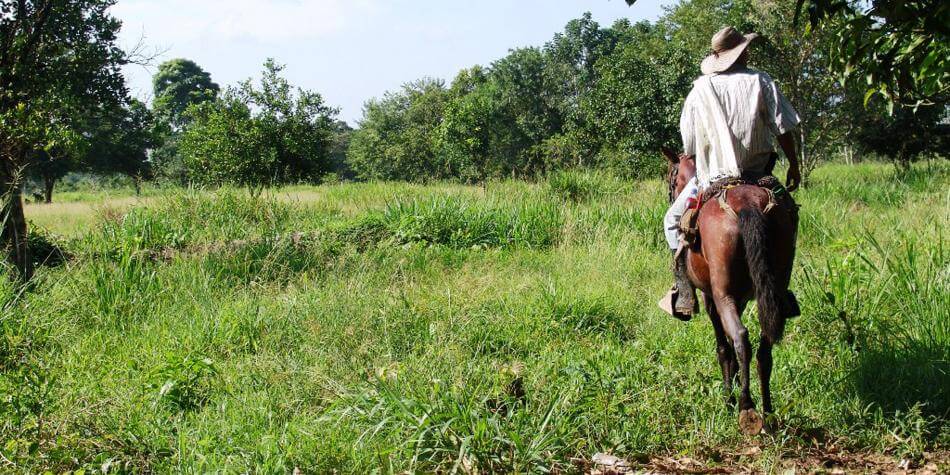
(680, 67, 799, 186)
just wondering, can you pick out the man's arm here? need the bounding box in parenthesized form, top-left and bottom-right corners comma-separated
(777, 132, 801, 192)
(761, 73, 802, 192)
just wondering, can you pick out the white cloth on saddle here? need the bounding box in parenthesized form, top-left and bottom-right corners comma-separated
(664, 177, 700, 250)
(680, 68, 801, 187)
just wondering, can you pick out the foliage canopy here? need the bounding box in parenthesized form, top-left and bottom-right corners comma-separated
(179, 60, 339, 189)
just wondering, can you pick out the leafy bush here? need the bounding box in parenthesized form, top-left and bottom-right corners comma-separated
(94, 207, 186, 259)
(147, 354, 219, 412)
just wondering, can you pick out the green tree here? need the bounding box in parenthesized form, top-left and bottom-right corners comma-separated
(328, 120, 355, 180)
(348, 79, 449, 181)
(179, 96, 270, 188)
(438, 73, 499, 181)
(586, 41, 692, 178)
(85, 99, 160, 195)
(152, 58, 220, 130)
(795, 0, 948, 108)
(25, 99, 158, 203)
(179, 60, 338, 189)
(491, 47, 564, 173)
(0, 0, 127, 279)
(852, 97, 948, 169)
(543, 12, 619, 161)
(151, 59, 219, 183)
(28, 148, 75, 204)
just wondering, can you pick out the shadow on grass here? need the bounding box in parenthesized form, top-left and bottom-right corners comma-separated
(851, 336, 949, 423)
(29, 228, 72, 268)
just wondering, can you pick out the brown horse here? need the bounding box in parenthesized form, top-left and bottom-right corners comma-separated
(662, 149, 798, 435)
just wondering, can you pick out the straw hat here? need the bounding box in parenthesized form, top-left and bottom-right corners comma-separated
(701, 27, 759, 75)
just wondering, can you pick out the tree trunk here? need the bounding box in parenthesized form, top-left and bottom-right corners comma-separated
(1, 164, 34, 281)
(799, 129, 807, 170)
(43, 174, 55, 203)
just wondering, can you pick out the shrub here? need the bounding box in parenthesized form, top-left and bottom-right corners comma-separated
(147, 354, 219, 413)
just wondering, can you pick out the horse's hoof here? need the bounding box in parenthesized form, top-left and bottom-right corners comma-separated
(739, 409, 764, 435)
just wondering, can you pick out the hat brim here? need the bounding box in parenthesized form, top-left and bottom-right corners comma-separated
(701, 33, 759, 75)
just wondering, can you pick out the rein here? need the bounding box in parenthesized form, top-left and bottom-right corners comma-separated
(668, 163, 680, 205)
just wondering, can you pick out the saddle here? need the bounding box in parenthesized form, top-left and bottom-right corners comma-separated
(680, 173, 798, 246)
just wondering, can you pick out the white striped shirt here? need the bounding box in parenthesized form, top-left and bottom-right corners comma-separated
(680, 67, 800, 186)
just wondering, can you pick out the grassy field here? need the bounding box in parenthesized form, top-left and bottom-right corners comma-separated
(2, 162, 948, 473)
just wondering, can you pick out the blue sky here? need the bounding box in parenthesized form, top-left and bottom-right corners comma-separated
(114, 0, 677, 124)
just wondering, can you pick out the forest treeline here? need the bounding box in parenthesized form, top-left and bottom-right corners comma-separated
(19, 0, 950, 198)
(172, 0, 946, 188)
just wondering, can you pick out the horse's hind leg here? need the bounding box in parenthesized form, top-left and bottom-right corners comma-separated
(706, 293, 737, 408)
(757, 335, 774, 415)
(714, 294, 762, 435)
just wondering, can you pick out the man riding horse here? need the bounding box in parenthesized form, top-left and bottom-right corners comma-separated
(661, 27, 802, 320)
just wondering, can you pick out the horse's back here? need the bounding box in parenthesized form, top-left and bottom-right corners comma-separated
(690, 184, 797, 294)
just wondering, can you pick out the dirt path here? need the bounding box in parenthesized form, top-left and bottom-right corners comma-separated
(582, 448, 948, 474)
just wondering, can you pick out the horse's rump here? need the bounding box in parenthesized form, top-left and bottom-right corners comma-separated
(681, 175, 798, 248)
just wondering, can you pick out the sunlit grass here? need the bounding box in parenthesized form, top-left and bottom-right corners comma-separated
(2, 160, 947, 472)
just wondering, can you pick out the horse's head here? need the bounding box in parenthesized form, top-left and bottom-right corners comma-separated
(662, 147, 696, 204)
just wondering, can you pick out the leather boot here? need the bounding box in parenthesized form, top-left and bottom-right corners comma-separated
(672, 249, 697, 320)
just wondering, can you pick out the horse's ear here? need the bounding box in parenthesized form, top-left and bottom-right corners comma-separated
(661, 147, 679, 164)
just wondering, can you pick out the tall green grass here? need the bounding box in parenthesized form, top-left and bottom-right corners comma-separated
(368, 196, 563, 249)
(0, 161, 947, 472)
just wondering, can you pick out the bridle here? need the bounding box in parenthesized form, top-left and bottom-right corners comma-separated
(667, 161, 680, 205)
(668, 152, 697, 204)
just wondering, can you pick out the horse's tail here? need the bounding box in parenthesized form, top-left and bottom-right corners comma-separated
(738, 207, 786, 344)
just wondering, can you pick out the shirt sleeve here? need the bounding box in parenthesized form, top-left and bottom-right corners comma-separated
(680, 89, 697, 156)
(760, 73, 800, 136)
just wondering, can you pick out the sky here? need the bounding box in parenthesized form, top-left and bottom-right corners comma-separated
(113, 0, 677, 125)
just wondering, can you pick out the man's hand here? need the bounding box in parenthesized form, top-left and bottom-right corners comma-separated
(785, 164, 801, 192)
(776, 132, 800, 192)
